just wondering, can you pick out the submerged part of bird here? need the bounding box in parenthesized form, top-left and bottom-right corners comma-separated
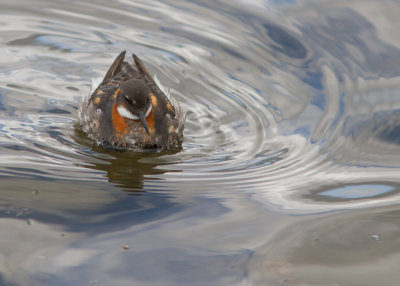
(79, 51, 185, 151)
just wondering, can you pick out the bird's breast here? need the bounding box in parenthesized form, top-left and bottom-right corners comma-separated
(112, 101, 129, 136)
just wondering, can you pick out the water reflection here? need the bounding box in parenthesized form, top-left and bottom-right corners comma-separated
(331, 110, 400, 167)
(73, 127, 183, 193)
(319, 184, 396, 200)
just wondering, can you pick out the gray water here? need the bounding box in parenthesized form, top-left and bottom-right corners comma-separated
(1, 0, 400, 285)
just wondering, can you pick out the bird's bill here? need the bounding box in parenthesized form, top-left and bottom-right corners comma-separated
(138, 111, 150, 135)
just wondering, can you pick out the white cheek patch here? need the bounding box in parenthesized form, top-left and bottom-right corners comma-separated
(117, 105, 153, 120)
(117, 106, 139, 120)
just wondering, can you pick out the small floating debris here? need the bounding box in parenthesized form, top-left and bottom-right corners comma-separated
(370, 234, 382, 242)
(122, 245, 130, 250)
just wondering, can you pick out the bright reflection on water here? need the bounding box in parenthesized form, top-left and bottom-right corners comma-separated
(1, 0, 400, 285)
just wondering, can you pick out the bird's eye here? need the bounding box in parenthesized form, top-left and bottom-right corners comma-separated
(124, 95, 131, 103)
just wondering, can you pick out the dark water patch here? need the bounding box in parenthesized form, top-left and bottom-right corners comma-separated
(41, 108, 71, 114)
(263, 23, 307, 59)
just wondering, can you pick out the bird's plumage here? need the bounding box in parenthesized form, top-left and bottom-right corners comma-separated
(79, 51, 185, 150)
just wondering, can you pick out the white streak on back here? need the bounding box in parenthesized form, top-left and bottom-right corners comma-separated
(91, 77, 103, 93)
(144, 105, 152, 117)
(154, 74, 168, 95)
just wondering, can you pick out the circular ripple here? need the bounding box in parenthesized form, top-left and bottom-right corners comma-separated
(1, 0, 400, 215)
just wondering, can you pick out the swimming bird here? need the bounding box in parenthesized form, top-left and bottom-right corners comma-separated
(79, 51, 185, 150)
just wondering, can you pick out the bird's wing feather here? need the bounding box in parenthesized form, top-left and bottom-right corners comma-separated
(102, 50, 126, 83)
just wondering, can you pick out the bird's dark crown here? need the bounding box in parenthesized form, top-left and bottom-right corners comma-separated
(120, 79, 150, 109)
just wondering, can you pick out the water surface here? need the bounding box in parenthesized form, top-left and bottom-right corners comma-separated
(1, 0, 400, 285)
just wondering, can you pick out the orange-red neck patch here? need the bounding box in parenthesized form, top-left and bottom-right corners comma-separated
(112, 88, 156, 137)
(112, 101, 129, 136)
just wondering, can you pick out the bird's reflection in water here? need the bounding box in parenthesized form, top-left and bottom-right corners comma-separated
(74, 126, 182, 194)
